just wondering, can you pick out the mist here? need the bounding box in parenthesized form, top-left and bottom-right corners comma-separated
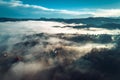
(0, 20, 120, 80)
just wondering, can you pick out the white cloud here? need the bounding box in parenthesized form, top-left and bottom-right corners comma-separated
(92, 9, 120, 17)
(59, 9, 120, 17)
(1, 21, 120, 35)
(0, 0, 55, 11)
(1, 0, 120, 18)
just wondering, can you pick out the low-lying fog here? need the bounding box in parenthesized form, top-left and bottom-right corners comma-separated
(0, 21, 120, 35)
(0, 21, 120, 80)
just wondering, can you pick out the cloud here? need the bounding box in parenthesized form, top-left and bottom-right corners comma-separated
(93, 9, 120, 17)
(0, 0, 55, 11)
(1, 0, 120, 18)
(1, 21, 120, 35)
(0, 19, 120, 80)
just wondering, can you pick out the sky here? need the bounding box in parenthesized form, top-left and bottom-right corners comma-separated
(1, 0, 120, 18)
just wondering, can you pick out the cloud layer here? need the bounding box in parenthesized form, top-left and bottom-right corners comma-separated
(1, 0, 120, 18)
(0, 20, 120, 80)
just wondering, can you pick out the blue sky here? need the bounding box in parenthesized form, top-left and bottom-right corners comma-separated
(1, 0, 120, 18)
(21, 0, 120, 9)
